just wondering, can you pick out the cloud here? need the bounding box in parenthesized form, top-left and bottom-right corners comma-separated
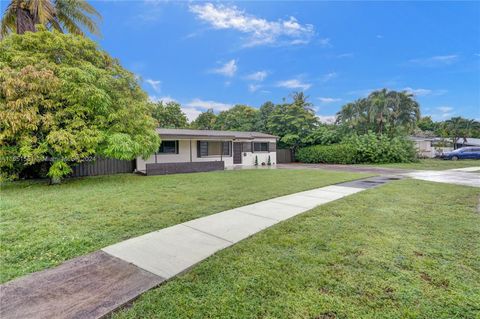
(145, 79, 162, 93)
(185, 98, 233, 111)
(182, 107, 203, 122)
(321, 72, 337, 82)
(318, 38, 331, 47)
(189, 3, 315, 47)
(409, 55, 458, 67)
(336, 53, 354, 58)
(435, 106, 454, 119)
(402, 87, 447, 96)
(376, 34, 383, 39)
(211, 59, 237, 77)
(248, 84, 261, 92)
(245, 71, 268, 81)
(318, 97, 342, 103)
(317, 115, 337, 124)
(276, 79, 312, 91)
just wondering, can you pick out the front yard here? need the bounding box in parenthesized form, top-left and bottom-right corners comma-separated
(113, 179, 480, 319)
(0, 169, 369, 283)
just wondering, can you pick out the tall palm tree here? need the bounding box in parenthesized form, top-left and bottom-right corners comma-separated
(1, 0, 101, 38)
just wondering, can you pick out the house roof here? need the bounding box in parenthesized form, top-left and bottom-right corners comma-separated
(456, 137, 480, 146)
(156, 128, 278, 140)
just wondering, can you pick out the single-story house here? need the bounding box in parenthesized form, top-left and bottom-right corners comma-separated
(136, 128, 278, 175)
(455, 137, 480, 149)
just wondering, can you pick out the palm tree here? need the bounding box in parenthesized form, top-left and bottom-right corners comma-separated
(1, 0, 101, 38)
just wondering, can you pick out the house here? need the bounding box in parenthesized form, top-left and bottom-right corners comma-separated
(136, 128, 278, 175)
(454, 137, 480, 149)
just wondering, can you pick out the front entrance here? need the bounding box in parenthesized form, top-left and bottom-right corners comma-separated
(233, 142, 242, 164)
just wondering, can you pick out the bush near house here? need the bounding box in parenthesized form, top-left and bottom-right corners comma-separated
(297, 133, 416, 164)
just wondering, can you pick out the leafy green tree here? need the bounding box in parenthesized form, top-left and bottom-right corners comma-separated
(254, 101, 274, 132)
(214, 105, 258, 131)
(1, 0, 101, 37)
(441, 117, 480, 148)
(268, 93, 318, 153)
(190, 109, 217, 130)
(0, 29, 159, 182)
(336, 89, 420, 136)
(417, 116, 436, 131)
(151, 101, 188, 128)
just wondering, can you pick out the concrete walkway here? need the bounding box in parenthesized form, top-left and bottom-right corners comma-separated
(1, 177, 390, 319)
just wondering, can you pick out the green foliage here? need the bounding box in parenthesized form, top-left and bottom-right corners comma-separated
(336, 89, 420, 136)
(255, 101, 274, 132)
(267, 155, 271, 165)
(344, 132, 416, 163)
(296, 144, 356, 164)
(304, 125, 343, 145)
(214, 105, 258, 131)
(190, 108, 217, 130)
(0, 29, 159, 181)
(298, 133, 416, 164)
(1, 0, 101, 37)
(268, 93, 318, 151)
(441, 117, 480, 147)
(254, 155, 258, 166)
(151, 101, 188, 128)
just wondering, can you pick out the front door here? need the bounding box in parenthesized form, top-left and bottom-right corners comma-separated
(233, 142, 242, 164)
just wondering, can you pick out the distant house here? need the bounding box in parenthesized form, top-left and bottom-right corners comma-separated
(454, 137, 480, 149)
(136, 128, 278, 175)
(409, 136, 480, 158)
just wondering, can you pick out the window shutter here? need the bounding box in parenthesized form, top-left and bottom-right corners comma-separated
(197, 141, 201, 158)
(198, 141, 208, 157)
(269, 142, 276, 152)
(176, 140, 179, 154)
(251, 142, 255, 153)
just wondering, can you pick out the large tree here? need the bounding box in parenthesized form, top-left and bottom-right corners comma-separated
(1, 0, 101, 37)
(190, 109, 217, 130)
(0, 29, 159, 182)
(268, 93, 318, 153)
(214, 105, 258, 131)
(151, 101, 188, 129)
(442, 117, 480, 148)
(336, 89, 420, 136)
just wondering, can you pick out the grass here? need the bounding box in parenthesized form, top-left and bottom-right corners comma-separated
(0, 169, 369, 283)
(112, 179, 480, 319)
(362, 159, 480, 170)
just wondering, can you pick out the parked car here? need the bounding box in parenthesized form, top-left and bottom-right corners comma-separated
(441, 147, 480, 160)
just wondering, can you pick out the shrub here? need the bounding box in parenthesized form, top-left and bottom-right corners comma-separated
(297, 133, 416, 164)
(296, 144, 357, 164)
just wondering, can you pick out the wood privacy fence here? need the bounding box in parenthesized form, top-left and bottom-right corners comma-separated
(276, 149, 293, 163)
(70, 158, 135, 177)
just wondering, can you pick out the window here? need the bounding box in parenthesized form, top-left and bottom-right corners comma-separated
(197, 141, 231, 157)
(253, 142, 268, 152)
(158, 140, 178, 154)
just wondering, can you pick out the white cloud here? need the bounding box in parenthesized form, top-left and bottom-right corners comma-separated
(182, 107, 203, 122)
(321, 72, 338, 82)
(211, 59, 237, 77)
(317, 115, 337, 124)
(318, 97, 342, 103)
(403, 87, 447, 96)
(318, 38, 331, 47)
(248, 84, 261, 92)
(185, 98, 233, 112)
(376, 34, 383, 39)
(276, 79, 312, 91)
(336, 53, 354, 58)
(189, 3, 315, 47)
(409, 55, 458, 66)
(145, 79, 162, 93)
(436, 106, 454, 119)
(245, 71, 268, 81)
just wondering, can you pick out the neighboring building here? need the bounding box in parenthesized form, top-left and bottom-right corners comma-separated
(455, 137, 480, 149)
(137, 128, 278, 175)
(409, 136, 436, 158)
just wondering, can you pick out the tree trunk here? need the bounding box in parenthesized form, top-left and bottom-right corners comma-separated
(16, 7, 35, 34)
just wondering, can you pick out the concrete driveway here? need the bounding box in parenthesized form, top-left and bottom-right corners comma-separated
(405, 169, 480, 188)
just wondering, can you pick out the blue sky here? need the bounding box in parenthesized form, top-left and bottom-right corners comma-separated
(7, 1, 480, 122)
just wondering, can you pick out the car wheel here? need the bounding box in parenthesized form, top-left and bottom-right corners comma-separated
(451, 156, 459, 161)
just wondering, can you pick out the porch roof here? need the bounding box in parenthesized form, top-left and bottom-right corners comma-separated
(156, 128, 278, 140)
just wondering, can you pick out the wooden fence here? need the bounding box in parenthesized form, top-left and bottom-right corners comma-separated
(276, 149, 293, 163)
(70, 158, 135, 177)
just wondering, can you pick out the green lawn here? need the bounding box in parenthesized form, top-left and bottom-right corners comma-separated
(362, 159, 480, 171)
(113, 180, 480, 319)
(0, 169, 369, 283)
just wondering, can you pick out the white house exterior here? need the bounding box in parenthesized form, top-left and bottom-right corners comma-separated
(136, 128, 278, 175)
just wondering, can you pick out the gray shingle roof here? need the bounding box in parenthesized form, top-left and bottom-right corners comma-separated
(155, 128, 278, 139)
